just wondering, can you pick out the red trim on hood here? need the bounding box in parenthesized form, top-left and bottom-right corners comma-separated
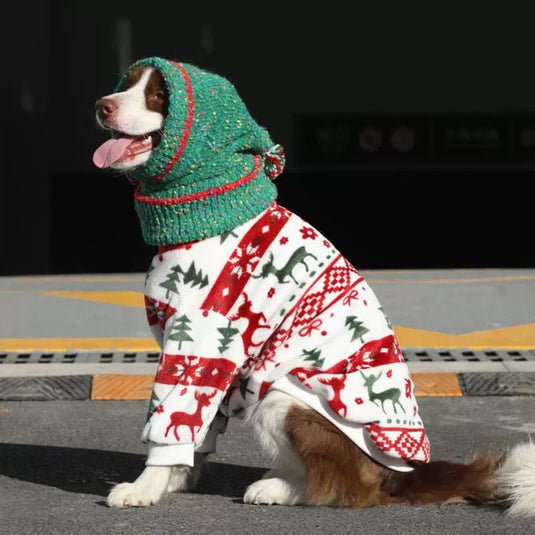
(153, 62, 194, 181)
(135, 155, 262, 206)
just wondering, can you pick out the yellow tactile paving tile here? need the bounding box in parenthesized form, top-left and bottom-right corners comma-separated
(412, 372, 462, 396)
(91, 374, 154, 400)
(89, 372, 461, 400)
(0, 338, 158, 352)
(42, 291, 145, 308)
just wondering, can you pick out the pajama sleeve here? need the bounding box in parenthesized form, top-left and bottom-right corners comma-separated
(142, 307, 245, 466)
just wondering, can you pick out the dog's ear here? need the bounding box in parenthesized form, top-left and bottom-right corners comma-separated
(145, 70, 169, 114)
(121, 65, 145, 92)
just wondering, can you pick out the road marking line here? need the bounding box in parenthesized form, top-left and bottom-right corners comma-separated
(2, 323, 534, 352)
(5, 276, 145, 282)
(41, 291, 145, 308)
(0, 338, 158, 352)
(395, 323, 535, 349)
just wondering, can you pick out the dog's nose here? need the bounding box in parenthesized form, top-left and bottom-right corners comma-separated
(95, 98, 118, 118)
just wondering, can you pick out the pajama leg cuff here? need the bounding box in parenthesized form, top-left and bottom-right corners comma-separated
(146, 443, 195, 467)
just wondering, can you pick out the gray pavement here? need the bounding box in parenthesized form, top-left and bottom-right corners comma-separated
(1, 397, 535, 534)
(1, 269, 534, 338)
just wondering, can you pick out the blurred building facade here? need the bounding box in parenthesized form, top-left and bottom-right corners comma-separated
(1, 1, 534, 274)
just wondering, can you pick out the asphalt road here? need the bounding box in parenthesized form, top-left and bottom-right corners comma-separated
(1, 397, 535, 535)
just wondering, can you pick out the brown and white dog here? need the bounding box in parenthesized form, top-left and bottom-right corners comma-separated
(95, 65, 535, 515)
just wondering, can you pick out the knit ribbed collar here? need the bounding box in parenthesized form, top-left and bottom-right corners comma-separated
(134, 153, 277, 245)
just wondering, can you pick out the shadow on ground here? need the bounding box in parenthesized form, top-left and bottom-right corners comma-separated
(0, 443, 266, 499)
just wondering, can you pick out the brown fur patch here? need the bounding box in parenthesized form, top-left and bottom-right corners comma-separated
(144, 70, 168, 115)
(284, 406, 400, 507)
(383, 453, 503, 506)
(120, 66, 168, 116)
(122, 66, 145, 91)
(285, 405, 503, 508)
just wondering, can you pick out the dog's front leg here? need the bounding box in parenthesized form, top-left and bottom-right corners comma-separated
(107, 453, 207, 507)
(166, 452, 207, 493)
(107, 465, 172, 507)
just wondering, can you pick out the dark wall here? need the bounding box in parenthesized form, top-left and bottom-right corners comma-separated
(0, 1, 50, 273)
(2, 1, 535, 274)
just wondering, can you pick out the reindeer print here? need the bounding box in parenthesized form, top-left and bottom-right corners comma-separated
(228, 292, 270, 355)
(164, 390, 218, 441)
(318, 376, 347, 417)
(359, 371, 405, 414)
(253, 246, 317, 284)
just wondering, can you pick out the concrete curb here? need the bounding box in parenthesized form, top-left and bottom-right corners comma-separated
(1, 372, 535, 401)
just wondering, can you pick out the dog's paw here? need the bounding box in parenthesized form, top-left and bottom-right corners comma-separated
(243, 477, 306, 505)
(106, 466, 172, 508)
(106, 481, 164, 508)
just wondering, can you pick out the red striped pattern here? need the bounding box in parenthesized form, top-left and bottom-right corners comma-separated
(155, 354, 236, 389)
(153, 62, 195, 181)
(201, 204, 290, 314)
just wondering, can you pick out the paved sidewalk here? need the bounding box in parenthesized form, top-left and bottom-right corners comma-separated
(1, 269, 534, 398)
(2, 398, 535, 535)
(1, 268, 534, 349)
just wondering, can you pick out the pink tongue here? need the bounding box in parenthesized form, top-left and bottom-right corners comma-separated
(93, 137, 135, 168)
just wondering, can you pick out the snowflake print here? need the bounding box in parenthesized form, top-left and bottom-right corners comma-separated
(229, 243, 259, 277)
(355, 397, 364, 405)
(156, 405, 165, 414)
(279, 236, 289, 245)
(163, 364, 176, 376)
(300, 226, 318, 240)
(323, 239, 331, 248)
(386, 370, 392, 378)
(267, 288, 276, 298)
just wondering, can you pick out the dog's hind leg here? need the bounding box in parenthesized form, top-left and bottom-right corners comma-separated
(243, 390, 307, 505)
(242, 389, 400, 508)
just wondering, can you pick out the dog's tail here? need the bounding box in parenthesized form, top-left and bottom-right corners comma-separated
(285, 406, 535, 516)
(384, 442, 535, 516)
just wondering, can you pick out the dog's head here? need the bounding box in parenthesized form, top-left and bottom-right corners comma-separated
(93, 57, 283, 191)
(93, 66, 169, 170)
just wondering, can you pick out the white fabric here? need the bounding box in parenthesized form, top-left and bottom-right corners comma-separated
(142, 203, 430, 468)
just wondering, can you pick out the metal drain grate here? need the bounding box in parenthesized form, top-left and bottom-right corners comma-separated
(403, 349, 535, 362)
(0, 352, 161, 364)
(459, 372, 535, 396)
(0, 349, 534, 364)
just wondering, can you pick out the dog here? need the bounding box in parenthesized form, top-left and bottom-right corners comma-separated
(94, 59, 535, 515)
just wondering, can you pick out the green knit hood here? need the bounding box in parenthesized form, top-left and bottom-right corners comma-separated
(115, 57, 284, 246)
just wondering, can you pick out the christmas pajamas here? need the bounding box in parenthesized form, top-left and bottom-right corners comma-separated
(143, 203, 430, 470)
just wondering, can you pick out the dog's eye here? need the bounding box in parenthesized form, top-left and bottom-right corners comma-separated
(154, 91, 165, 100)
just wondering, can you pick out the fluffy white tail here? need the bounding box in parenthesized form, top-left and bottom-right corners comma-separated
(495, 441, 535, 517)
